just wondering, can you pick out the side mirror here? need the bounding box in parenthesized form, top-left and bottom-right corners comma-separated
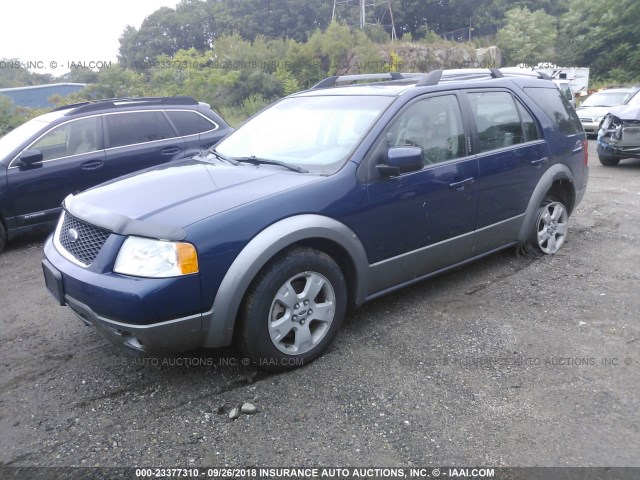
(376, 146, 423, 177)
(18, 149, 44, 167)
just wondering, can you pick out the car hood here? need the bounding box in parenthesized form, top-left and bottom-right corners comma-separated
(606, 104, 640, 121)
(64, 158, 321, 240)
(575, 106, 610, 119)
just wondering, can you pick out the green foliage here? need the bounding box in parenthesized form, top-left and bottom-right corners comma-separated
(0, 58, 54, 88)
(557, 0, 640, 81)
(5, 0, 640, 131)
(0, 95, 50, 136)
(496, 7, 557, 65)
(0, 95, 16, 136)
(363, 24, 391, 44)
(118, 2, 215, 70)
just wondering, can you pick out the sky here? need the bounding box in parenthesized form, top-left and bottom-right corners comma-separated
(0, 0, 180, 76)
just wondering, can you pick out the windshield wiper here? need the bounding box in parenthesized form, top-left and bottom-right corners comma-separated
(236, 155, 309, 173)
(208, 148, 240, 165)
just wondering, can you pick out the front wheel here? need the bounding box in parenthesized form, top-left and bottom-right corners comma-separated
(526, 198, 569, 255)
(237, 247, 347, 371)
(597, 144, 621, 166)
(0, 220, 7, 254)
(598, 153, 620, 166)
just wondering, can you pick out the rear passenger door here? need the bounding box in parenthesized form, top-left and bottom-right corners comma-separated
(466, 90, 550, 249)
(103, 110, 186, 179)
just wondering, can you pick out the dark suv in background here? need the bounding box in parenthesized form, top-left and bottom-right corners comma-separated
(0, 96, 231, 252)
(43, 69, 588, 370)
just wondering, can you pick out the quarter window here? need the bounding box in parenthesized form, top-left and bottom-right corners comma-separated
(29, 116, 101, 161)
(167, 111, 217, 136)
(105, 111, 177, 148)
(524, 86, 583, 135)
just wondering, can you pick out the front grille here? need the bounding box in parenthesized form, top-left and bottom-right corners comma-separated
(58, 212, 111, 265)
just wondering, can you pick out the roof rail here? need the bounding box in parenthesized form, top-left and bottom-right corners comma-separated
(55, 96, 199, 115)
(499, 67, 552, 80)
(311, 72, 426, 89)
(311, 68, 553, 91)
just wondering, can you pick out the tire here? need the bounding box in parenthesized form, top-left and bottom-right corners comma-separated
(526, 198, 569, 255)
(598, 154, 620, 167)
(237, 247, 347, 371)
(597, 144, 620, 166)
(0, 220, 7, 254)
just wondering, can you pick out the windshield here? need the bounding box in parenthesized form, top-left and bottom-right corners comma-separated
(581, 91, 631, 108)
(214, 95, 393, 174)
(0, 110, 64, 162)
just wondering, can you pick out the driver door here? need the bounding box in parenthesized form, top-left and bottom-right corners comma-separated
(363, 93, 480, 293)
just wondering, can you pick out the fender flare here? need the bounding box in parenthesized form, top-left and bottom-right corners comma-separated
(201, 214, 370, 348)
(517, 163, 576, 244)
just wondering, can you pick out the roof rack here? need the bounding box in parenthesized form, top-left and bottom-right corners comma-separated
(55, 96, 198, 115)
(311, 68, 551, 90)
(311, 72, 428, 89)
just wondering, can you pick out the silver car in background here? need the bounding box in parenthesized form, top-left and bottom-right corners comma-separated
(576, 87, 640, 136)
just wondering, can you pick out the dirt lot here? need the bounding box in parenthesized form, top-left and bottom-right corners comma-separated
(1, 141, 639, 472)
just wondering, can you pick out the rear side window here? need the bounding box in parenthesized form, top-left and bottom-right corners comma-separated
(467, 91, 529, 153)
(166, 111, 217, 136)
(524, 87, 583, 135)
(105, 111, 177, 148)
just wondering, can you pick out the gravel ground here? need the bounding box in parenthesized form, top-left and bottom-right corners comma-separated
(1, 141, 639, 473)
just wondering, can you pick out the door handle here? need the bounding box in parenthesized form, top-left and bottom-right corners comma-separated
(531, 157, 549, 166)
(449, 177, 475, 191)
(80, 159, 104, 170)
(161, 147, 182, 155)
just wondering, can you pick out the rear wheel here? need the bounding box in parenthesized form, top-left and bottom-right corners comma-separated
(526, 198, 569, 255)
(237, 247, 347, 371)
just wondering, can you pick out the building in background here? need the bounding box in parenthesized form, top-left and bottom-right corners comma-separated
(0, 83, 86, 108)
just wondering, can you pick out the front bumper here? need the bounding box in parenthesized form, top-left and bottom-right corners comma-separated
(580, 120, 601, 136)
(597, 132, 640, 160)
(43, 235, 208, 354)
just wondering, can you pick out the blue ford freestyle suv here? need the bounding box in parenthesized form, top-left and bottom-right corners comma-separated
(42, 69, 589, 370)
(0, 96, 231, 252)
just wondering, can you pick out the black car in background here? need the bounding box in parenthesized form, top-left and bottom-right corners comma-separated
(0, 97, 232, 252)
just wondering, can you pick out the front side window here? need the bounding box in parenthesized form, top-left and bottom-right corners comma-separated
(385, 94, 466, 165)
(467, 91, 527, 152)
(29, 116, 102, 161)
(105, 111, 177, 148)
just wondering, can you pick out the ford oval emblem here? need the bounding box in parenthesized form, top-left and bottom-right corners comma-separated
(68, 228, 79, 243)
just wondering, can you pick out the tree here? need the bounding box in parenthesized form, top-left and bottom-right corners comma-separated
(496, 7, 557, 65)
(118, 1, 216, 70)
(211, 0, 332, 42)
(0, 58, 54, 88)
(0, 95, 16, 136)
(556, 0, 640, 81)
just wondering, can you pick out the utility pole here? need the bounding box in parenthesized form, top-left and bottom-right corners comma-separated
(332, 0, 397, 40)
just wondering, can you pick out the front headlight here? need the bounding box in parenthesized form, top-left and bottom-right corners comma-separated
(114, 236, 199, 278)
